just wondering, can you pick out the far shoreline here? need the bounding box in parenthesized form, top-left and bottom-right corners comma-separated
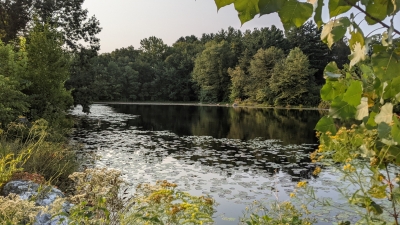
(94, 101, 328, 111)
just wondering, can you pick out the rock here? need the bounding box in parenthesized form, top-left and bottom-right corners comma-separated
(35, 211, 69, 225)
(2, 180, 70, 225)
(2, 180, 64, 206)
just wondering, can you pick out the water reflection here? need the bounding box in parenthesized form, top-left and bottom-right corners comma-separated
(70, 104, 327, 224)
(111, 104, 320, 144)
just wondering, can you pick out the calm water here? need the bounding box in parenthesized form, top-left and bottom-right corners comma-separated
(70, 104, 348, 224)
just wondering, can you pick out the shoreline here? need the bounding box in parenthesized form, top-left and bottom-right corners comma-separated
(94, 101, 328, 111)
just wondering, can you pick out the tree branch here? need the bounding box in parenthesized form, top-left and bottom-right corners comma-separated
(343, 0, 400, 36)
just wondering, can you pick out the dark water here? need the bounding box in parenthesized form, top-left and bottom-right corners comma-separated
(111, 104, 320, 144)
(70, 104, 347, 224)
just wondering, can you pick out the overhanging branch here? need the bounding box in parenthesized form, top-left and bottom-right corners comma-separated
(343, 0, 400, 36)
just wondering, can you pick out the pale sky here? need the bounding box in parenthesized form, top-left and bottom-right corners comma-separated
(82, 0, 283, 53)
(82, 0, 398, 53)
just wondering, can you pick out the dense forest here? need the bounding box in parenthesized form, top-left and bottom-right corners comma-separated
(68, 22, 352, 112)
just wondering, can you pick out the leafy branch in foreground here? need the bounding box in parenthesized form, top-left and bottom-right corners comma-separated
(215, 0, 400, 224)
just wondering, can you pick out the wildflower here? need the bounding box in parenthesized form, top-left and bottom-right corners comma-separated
(369, 157, 379, 166)
(313, 166, 321, 176)
(290, 193, 296, 198)
(317, 145, 324, 152)
(377, 174, 385, 182)
(310, 151, 317, 160)
(343, 164, 355, 172)
(297, 181, 307, 188)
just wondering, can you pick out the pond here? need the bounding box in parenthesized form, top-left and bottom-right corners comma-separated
(70, 103, 348, 224)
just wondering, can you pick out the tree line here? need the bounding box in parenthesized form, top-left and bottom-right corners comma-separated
(0, 0, 351, 125)
(0, 0, 101, 127)
(68, 22, 351, 112)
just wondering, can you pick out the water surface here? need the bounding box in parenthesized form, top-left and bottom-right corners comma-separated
(70, 104, 345, 224)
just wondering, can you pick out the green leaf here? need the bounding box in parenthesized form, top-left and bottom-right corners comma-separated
(378, 122, 391, 138)
(367, 201, 384, 215)
(214, 0, 235, 10)
(348, 30, 366, 68)
(320, 80, 347, 101)
(356, 97, 369, 120)
(365, 0, 389, 25)
(314, 0, 324, 28)
(321, 17, 351, 48)
(368, 185, 388, 199)
(329, 0, 357, 17)
(349, 28, 365, 50)
(360, 64, 375, 81)
(278, 0, 313, 30)
(392, 116, 400, 144)
(386, 145, 400, 165)
(383, 76, 400, 99)
(365, 111, 378, 128)
(372, 45, 400, 82)
(393, 187, 400, 203)
(259, 0, 285, 15)
(324, 61, 342, 79)
(329, 97, 357, 119)
(315, 116, 337, 134)
(234, 0, 260, 24)
(343, 80, 362, 106)
(349, 42, 367, 67)
(375, 103, 393, 124)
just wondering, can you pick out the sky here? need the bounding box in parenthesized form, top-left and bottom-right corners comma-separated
(82, 0, 398, 53)
(82, 0, 283, 53)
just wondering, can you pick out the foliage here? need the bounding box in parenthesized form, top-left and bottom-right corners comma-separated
(193, 40, 236, 102)
(270, 48, 319, 106)
(0, 194, 46, 225)
(121, 180, 215, 225)
(65, 24, 338, 108)
(0, 150, 26, 189)
(0, 119, 48, 188)
(0, 39, 29, 126)
(0, 0, 101, 52)
(285, 21, 332, 83)
(66, 168, 125, 224)
(216, 0, 400, 223)
(1, 119, 78, 190)
(24, 21, 73, 125)
(247, 47, 285, 103)
(240, 200, 314, 225)
(69, 168, 125, 220)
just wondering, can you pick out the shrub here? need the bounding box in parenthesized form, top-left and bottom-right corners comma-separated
(121, 180, 215, 225)
(0, 194, 46, 225)
(240, 200, 314, 225)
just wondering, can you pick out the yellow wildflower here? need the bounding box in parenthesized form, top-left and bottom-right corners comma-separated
(290, 193, 296, 198)
(297, 181, 307, 188)
(343, 164, 355, 172)
(378, 174, 385, 182)
(313, 166, 321, 176)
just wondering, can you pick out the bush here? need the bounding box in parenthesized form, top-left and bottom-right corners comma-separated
(0, 194, 46, 224)
(121, 180, 215, 225)
(0, 119, 78, 191)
